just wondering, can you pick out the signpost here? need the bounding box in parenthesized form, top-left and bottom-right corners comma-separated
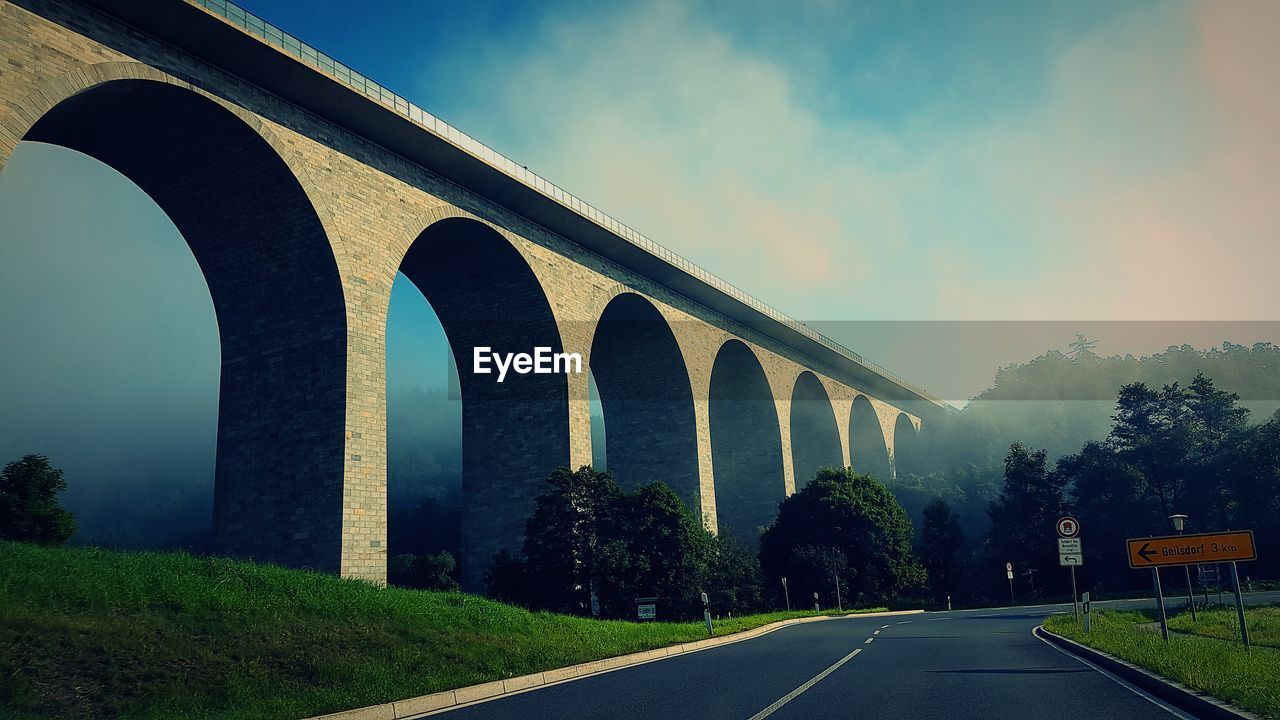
(1127, 529, 1257, 646)
(700, 592, 713, 637)
(1006, 562, 1014, 605)
(1082, 591, 1091, 633)
(635, 596, 657, 621)
(1057, 516, 1083, 620)
(1126, 530, 1256, 568)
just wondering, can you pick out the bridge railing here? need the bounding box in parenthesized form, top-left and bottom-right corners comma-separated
(189, 0, 945, 408)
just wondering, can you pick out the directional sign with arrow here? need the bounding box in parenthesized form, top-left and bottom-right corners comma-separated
(1126, 530, 1256, 568)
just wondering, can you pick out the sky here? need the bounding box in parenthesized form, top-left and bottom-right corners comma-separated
(1, 0, 1278, 542)
(233, 0, 1278, 324)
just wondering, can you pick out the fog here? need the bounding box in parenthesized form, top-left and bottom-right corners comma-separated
(0, 142, 605, 553)
(3, 141, 1274, 556)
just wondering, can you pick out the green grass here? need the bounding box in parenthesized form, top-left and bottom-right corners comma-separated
(1045, 609, 1280, 719)
(1167, 604, 1280, 648)
(0, 542, 887, 719)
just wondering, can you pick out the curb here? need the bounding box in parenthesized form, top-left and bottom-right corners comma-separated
(308, 609, 924, 720)
(1034, 625, 1259, 720)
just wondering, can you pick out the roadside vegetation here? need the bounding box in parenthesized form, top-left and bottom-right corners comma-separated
(896, 365, 1280, 606)
(0, 541, 886, 720)
(1045, 608, 1280, 719)
(1167, 604, 1280, 648)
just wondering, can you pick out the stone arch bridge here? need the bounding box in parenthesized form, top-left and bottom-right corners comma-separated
(0, 0, 948, 589)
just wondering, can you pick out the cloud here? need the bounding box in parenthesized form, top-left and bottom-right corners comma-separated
(443, 0, 1278, 324)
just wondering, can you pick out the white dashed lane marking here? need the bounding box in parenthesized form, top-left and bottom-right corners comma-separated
(745, 648, 864, 720)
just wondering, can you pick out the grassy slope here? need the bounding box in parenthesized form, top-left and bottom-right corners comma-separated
(1167, 604, 1280, 648)
(1045, 609, 1280, 719)
(0, 542, 884, 720)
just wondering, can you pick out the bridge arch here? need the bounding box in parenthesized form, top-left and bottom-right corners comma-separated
(588, 293, 699, 510)
(709, 340, 785, 542)
(4, 74, 350, 570)
(849, 395, 892, 480)
(789, 371, 842, 488)
(892, 413, 923, 478)
(394, 215, 571, 590)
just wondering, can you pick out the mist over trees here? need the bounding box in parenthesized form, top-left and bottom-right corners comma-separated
(916, 341, 1280, 474)
(903, 372, 1280, 604)
(887, 341, 1280, 554)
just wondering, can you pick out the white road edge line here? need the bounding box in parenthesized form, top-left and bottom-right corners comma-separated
(880, 624, 890, 629)
(745, 648, 863, 720)
(896, 620, 912, 624)
(1031, 628, 1195, 720)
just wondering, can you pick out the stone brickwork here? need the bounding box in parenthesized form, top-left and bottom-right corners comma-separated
(0, 0, 925, 589)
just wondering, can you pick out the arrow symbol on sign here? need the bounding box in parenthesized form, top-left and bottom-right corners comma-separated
(1138, 543, 1156, 563)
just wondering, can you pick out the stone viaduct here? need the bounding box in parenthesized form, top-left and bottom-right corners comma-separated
(0, 0, 948, 589)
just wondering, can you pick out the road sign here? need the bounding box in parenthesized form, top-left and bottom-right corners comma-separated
(636, 596, 658, 621)
(1056, 516, 1081, 538)
(1006, 562, 1013, 572)
(1126, 530, 1256, 568)
(1058, 537, 1084, 566)
(1006, 570, 1013, 579)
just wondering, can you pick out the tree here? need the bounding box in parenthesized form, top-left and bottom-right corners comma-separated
(918, 498, 965, 604)
(490, 466, 764, 620)
(1058, 441, 1152, 591)
(0, 454, 76, 544)
(987, 443, 1065, 598)
(389, 551, 461, 591)
(1067, 334, 1098, 362)
(516, 465, 621, 614)
(759, 467, 922, 607)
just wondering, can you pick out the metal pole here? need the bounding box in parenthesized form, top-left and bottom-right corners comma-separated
(1230, 562, 1250, 649)
(1152, 568, 1169, 642)
(1183, 565, 1197, 620)
(832, 548, 843, 612)
(1008, 576, 1015, 605)
(782, 577, 790, 612)
(1070, 565, 1079, 621)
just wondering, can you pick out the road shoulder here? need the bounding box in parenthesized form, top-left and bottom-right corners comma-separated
(1035, 625, 1258, 720)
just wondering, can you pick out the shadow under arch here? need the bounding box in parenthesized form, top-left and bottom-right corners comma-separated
(789, 371, 842, 488)
(16, 78, 349, 571)
(850, 395, 892, 481)
(893, 413, 922, 479)
(395, 216, 570, 591)
(588, 293, 699, 511)
(709, 340, 785, 542)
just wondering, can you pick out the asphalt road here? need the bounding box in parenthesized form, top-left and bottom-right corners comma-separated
(432, 590, 1280, 720)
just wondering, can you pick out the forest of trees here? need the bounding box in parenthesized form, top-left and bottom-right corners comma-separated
(887, 342, 1280, 561)
(909, 372, 1280, 605)
(8, 337, 1276, 613)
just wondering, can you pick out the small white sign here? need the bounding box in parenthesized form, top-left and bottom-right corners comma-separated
(637, 603, 656, 620)
(1059, 537, 1084, 566)
(1006, 570, 1014, 580)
